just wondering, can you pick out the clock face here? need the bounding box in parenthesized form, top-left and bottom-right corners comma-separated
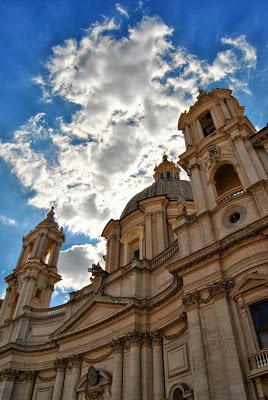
(87, 366, 98, 386)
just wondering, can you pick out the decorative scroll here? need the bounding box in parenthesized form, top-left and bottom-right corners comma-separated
(182, 278, 234, 307)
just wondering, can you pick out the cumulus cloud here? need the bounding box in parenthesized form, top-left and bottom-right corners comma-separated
(57, 241, 105, 290)
(221, 34, 257, 69)
(0, 12, 258, 292)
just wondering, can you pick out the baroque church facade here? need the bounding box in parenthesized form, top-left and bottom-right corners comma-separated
(0, 88, 268, 400)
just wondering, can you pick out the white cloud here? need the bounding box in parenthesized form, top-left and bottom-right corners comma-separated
(0, 215, 16, 226)
(0, 14, 258, 291)
(116, 3, 129, 18)
(221, 34, 257, 69)
(57, 241, 105, 290)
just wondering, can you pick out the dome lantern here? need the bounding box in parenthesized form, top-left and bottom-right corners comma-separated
(153, 154, 181, 182)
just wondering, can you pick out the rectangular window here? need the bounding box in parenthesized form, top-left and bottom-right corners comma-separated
(133, 249, 140, 259)
(250, 300, 268, 349)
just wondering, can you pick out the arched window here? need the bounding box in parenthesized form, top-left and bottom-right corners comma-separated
(173, 388, 184, 400)
(199, 110, 215, 137)
(214, 164, 241, 197)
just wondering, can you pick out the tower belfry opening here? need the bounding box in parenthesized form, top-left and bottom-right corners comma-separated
(199, 110, 215, 137)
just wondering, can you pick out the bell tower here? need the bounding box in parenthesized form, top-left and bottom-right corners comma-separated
(0, 207, 65, 324)
(178, 88, 268, 215)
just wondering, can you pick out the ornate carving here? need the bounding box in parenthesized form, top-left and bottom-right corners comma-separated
(140, 332, 152, 346)
(112, 337, 124, 352)
(54, 358, 67, 370)
(10, 278, 19, 293)
(183, 279, 235, 308)
(182, 291, 200, 307)
(68, 354, 83, 369)
(86, 387, 104, 400)
(177, 201, 187, 216)
(0, 368, 18, 381)
(208, 279, 234, 297)
(17, 370, 36, 381)
(126, 330, 142, 345)
(208, 144, 222, 161)
(88, 263, 107, 295)
(151, 330, 163, 345)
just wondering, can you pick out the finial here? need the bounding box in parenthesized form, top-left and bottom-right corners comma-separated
(46, 206, 55, 222)
(197, 87, 206, 98)
(162, 152, 168, 161)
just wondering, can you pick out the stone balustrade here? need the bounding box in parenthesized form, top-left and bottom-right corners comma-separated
(217, 187, 246, 205)
(249, 348, 268, 371)
(151, 239, 179, 268)
(24, 304, 66, 318)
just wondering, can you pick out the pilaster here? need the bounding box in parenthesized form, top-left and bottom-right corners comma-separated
(52, 358, 67, 400)
(111, 338, 124, 400)
(151, 331, 165, 400)
(0, 368, 18, 400)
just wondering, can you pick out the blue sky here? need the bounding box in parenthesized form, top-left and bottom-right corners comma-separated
(0, 0, 267, 306)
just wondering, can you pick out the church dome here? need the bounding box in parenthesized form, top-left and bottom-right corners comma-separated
(121, 155, 193, 219)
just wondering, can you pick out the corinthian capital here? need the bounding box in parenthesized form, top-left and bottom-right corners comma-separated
(0, 368, 18, 381)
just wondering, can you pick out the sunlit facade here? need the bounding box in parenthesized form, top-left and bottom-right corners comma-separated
(1, 88, 268, 400)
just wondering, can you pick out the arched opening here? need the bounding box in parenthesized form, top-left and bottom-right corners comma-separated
(199, 110, 215, 137)
(173, 388, 184, 400)
(214, 164, 241, 197)
(43, 238, 53, 264)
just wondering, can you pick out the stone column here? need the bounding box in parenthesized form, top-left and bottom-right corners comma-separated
(42, 282, 54, 308)
(109, 234, 120, 271)
(14, 274, 37, 317)
(189, 163, 207, 214)
(36, 233, 47, 259)
(226, 98, 237, 118)
(67, 354, 82, 400)
(214, 296, 248, 399)
(195, 119, 204, 141)
(145, 212, 152, 260)
(186, 305, 210, 400)
(152, 332, 165, 400)
(111, 338, 124, 400)
(254, 377, 265, 400)
(31, 236, 41, 259)
(184, 124, 193, 146)
(23, 371, 37, 400)
(219, 99, 231, 120)
(0, 368, 17, 400)
(53, 243, 61, 267)
(210, 107, 220, 129)
(233, 135, 259, 185)
(52, 359, 67, 400)
(141, 333, 153, 400)
(47, 242, 57, 266)
(128, 332, 141, 400)
(156, 210, 168, 253)
(0, 287, 12, 324)
(16, 245, 26, 267)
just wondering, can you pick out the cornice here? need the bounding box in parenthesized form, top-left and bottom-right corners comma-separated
(169, 215, 268, 274)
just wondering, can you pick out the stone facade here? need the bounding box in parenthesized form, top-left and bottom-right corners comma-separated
(1, 88, 268, 399)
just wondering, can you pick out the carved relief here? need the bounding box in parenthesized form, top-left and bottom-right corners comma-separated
(182, 279, 234, 307)
(0, 368, 18, 381)
(76, 366, 112, 400)
(202, 143, 236, 174)
(88, 263, 108, 295)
